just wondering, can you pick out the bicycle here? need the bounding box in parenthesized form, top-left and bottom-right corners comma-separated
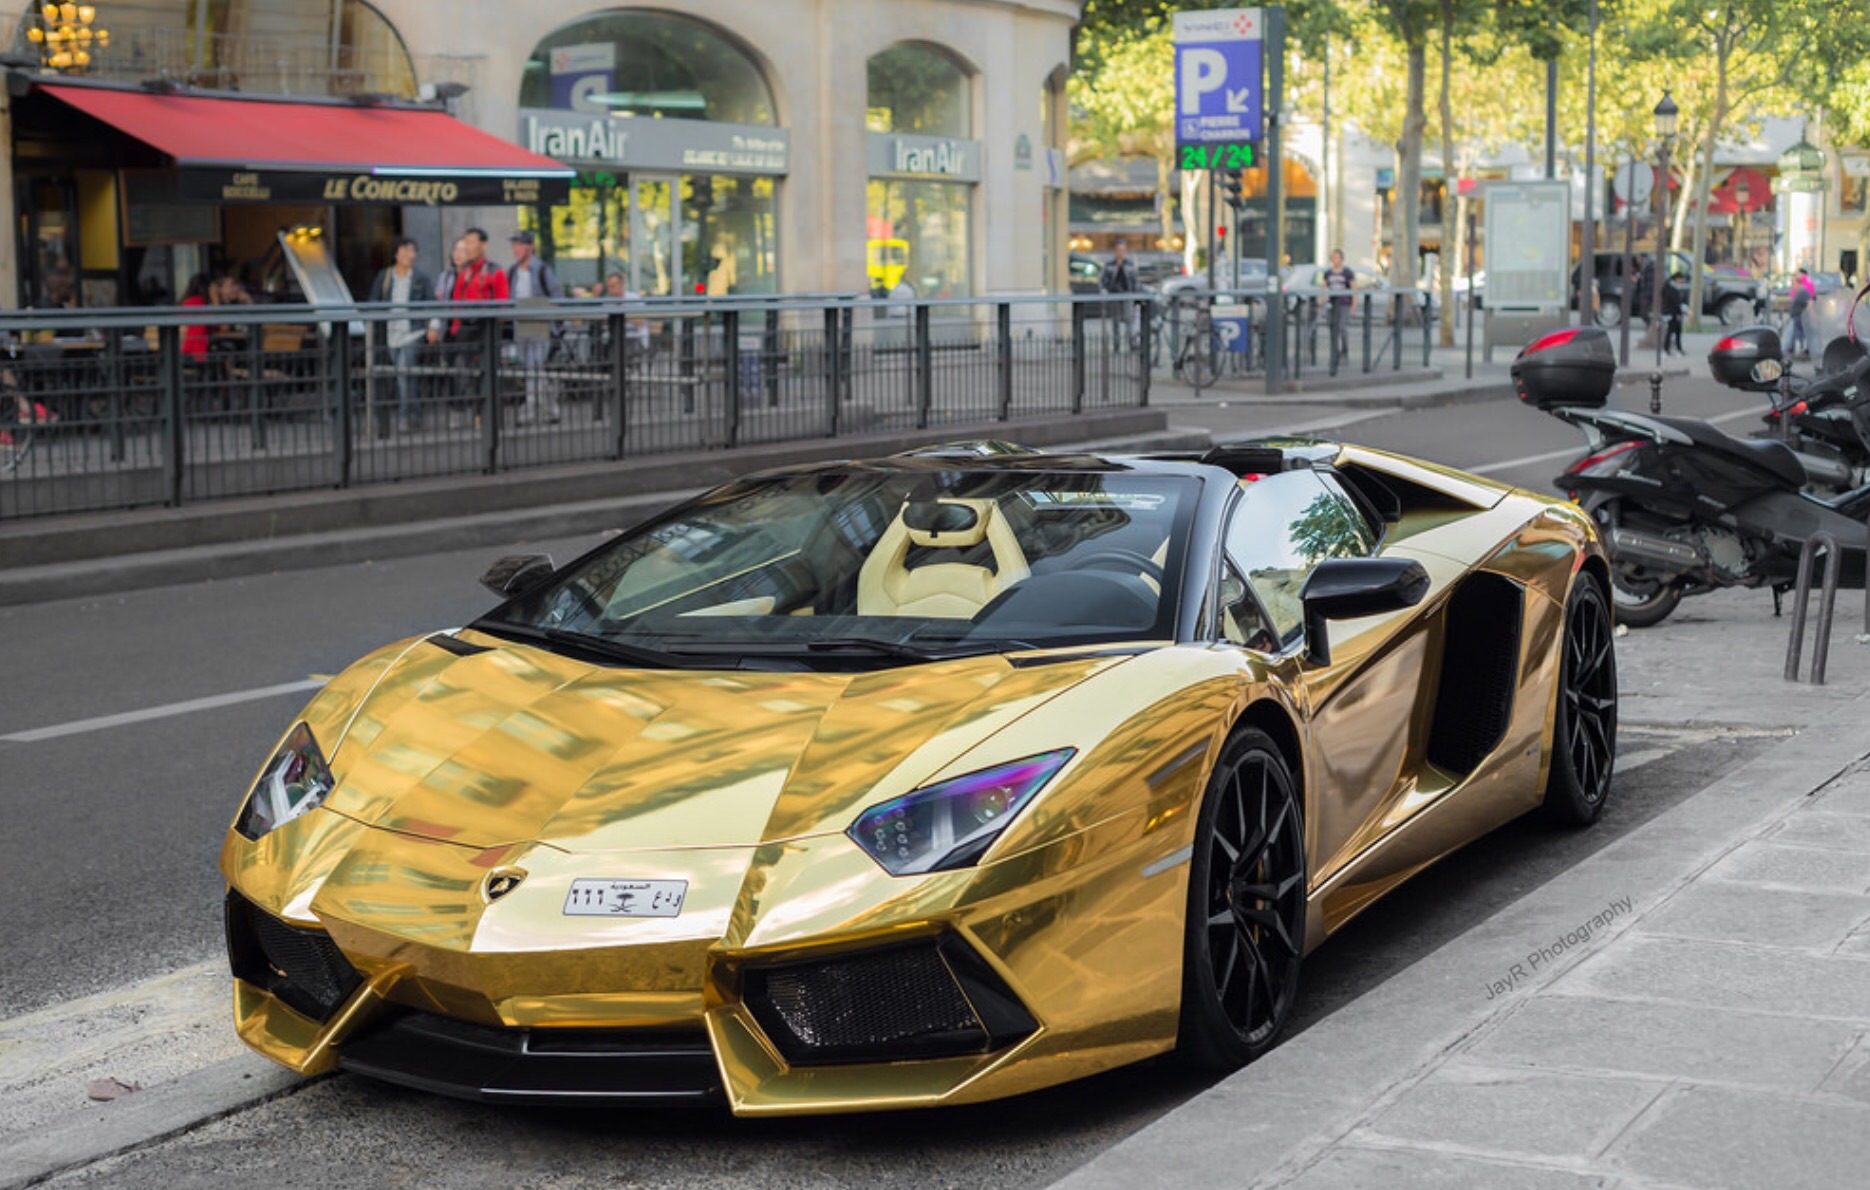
(1172, 294, 1223, 393)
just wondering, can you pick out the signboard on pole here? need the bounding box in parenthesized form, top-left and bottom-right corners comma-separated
(1482, 180, 1572, 309)
(1173, 8, 1262, 172)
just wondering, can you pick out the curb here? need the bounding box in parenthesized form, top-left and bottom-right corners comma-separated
(0, 1057, 315, 1190)
(1046, 688, 1870, 1190)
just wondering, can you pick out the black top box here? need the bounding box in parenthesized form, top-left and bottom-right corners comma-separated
(1512, 327, 1615, 410)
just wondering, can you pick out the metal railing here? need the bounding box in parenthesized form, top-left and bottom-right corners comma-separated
(1148, 287, 1438, 382)
(0, 292, 1151, 521)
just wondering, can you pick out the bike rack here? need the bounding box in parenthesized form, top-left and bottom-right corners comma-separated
(1785, 530, 1842, 685)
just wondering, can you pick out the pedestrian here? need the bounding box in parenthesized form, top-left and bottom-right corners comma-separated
(447, 227, 509, 335)
(1662, 271, 1686, 356)
(506, 229, 564, 425)
(1324, 248, 1355, 373)
(180, 273, 213, 361)
(1099, 239, 1139, 352)
(1787, 266, 1815, 358)
(434, 237, 467, 302)
(368, 236, 437, 433)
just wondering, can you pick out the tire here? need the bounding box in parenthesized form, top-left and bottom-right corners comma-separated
(1718, 295, 1752, 327)
(1541, 572, 1618, 826)
(1182, 331, 1219, 393)
(1607, 570, 1682, 628)
(1177, 728, 1306, 1070)
(1594, 299, 1623, 328)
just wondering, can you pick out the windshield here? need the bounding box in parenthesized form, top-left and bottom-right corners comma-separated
(480, 469, 1198, 665)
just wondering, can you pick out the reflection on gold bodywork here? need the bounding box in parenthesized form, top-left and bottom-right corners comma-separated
(223, 453, 1609, 1114)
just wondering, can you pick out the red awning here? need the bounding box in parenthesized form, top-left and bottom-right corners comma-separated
(37, 83, 573, 206)
(1710, 166, 1772, 215)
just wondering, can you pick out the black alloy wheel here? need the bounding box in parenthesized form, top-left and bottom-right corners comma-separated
(1178, 728, 1307, 1070)
(1542, 572, 1618, 826)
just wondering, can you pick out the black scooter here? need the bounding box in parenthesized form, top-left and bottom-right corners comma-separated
(1512, 326, 1870, 628)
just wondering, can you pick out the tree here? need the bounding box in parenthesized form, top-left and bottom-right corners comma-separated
(1069, 22, 1184, 261)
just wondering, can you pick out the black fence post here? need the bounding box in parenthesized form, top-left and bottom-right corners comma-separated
(1392, 295, 1405, 370)
(1362, 294, 1374, 373)
(823, 305, 842, 437)
(480, 317, 500, 473)
(679, 317, 697, 415)
(246, 323, 266, 452)
(1071, 301, 1086, 415)
(1422, 296, 1433, 367)
(764, 308, 781, 408)
(838, 305, 854, 407)
(333, 328, 354, 489)
(724, 309, 742, 449)
(996, 302, 1013, 421)
(608, 312, 628, 458)
(159, 323, 184, 507)
(1129, 299, 1144, 406)
(105, 332, 126, 463)
(914, 303, 933, 430)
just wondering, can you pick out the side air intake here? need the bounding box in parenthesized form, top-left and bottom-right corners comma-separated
(1426, 573, 1524, 774)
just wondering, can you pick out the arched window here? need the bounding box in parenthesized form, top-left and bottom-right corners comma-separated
(11, 0, 417, 97)
(520, 10, 775, 124)
(866, 42, 969, 137)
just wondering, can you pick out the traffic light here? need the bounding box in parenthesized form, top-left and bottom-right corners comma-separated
(1221, 167, 1245, 210)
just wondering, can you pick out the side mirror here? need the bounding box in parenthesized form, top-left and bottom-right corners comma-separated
(1298, 557, 1431, 666)
(480, 553, 555, 599)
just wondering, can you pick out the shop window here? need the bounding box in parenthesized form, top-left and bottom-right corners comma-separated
(520, 11, 775, 123)
(9, 0, 417, 97)
(682, 176, 778, 296)
(1842, 173, 1868, 215)
(867, 179, 970, 299)
(867, 43, 970, 137)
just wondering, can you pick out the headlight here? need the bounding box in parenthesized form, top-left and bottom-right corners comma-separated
(849, 749, 1075, 876)
(235, 723, 336, 841)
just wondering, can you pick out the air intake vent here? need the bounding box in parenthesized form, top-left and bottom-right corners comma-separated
(225, 892, 361, 1022)
(1426, 573, 1524, 774)
(743, 937, 1036, 1066)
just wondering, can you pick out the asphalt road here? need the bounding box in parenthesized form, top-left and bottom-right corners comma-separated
(0, 378, 1787, 1187)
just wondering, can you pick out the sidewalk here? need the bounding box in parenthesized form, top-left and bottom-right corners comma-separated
(1054, 586, 1870, 1190)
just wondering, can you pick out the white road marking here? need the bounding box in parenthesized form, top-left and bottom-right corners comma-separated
(1468, 406, 1763, 475)
(1, 679, 325, 743)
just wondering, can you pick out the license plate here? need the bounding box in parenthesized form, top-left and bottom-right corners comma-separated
(562, 879, 687, 918)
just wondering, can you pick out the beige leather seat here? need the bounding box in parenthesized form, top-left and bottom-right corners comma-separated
(857, 498, 1030, 618)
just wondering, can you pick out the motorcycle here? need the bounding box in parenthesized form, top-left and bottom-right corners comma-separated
(1512, 325, 1870, 628)
(1749, 333, 1870, 491)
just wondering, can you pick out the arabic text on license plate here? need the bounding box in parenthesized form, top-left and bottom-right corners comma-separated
(563, 879, 687, 918)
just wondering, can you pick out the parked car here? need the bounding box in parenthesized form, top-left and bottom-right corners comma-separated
(1068, 254, 1103, 294)
(216, 438, 1616, 1112)
(1572, 251, 1763, 327)
(1765, 270, 1846, 316)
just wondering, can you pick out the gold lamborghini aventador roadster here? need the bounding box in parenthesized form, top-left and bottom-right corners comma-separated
(220, 438, 1616, 1114)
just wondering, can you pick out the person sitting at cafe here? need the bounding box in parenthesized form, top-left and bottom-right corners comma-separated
(180, 274, 213, 360)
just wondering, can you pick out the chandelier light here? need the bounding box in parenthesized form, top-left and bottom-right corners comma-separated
(26, 1, 109, 73)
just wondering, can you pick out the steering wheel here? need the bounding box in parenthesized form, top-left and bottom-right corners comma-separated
(1074, 549, 1166, 584)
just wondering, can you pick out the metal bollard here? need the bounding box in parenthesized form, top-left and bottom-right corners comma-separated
(1649, 371, 1663, 415)
(1785, 531, 1842, 684)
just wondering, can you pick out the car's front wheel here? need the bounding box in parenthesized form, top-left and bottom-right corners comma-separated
(1718, 295, 1753, 327)
(1541, 572, 1618, 826)
(1177, 728, 1306, 1070)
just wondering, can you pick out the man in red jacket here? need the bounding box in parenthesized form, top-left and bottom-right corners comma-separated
(447, 227, 510, 339)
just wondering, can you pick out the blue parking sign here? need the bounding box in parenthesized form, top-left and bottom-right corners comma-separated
(1212, 316, 1251, 355)
(1173, 9, 1263, 154)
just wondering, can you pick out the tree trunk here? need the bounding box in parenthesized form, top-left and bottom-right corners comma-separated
(1182, 169, 1205, 275)
(1156, 148, 1176, 257)
(1686, 50, 1732, 331)
(1392, 38, 1427, 304)
(1437, 4, 1456, 346)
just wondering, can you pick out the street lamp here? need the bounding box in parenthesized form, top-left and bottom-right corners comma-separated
(1652, 90, 1678, 366)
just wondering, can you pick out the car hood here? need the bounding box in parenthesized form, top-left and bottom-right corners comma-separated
(317, 631, 1129, 855)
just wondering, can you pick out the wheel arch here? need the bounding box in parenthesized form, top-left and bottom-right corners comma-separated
(1231, 698, 1305, 807)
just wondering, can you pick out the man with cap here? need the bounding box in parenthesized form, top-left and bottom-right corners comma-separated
(507, 229, 565, 424)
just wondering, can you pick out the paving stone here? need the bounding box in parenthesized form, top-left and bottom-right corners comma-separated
(1772, 809, 1870, 853)
(1279, 1144, 1609, 1190)
(1467, 994, 1859, 1094)
(1702, 841, 1870, 893)
(1818, 1035, 1870, 1106)
(1569, 935, 1870, 1021)
(1615, 1084, 1870, 1190)
(1637, 881, 1870, 950)
(1358, 1065, 1662, 1160)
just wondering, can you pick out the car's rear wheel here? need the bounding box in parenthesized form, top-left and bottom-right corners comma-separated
(1177, 728, 1306, 1070)
(1718, 294, 1753, 327)
(1541, 572, 1618, 826)
(1594, 299, 1623, 328)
